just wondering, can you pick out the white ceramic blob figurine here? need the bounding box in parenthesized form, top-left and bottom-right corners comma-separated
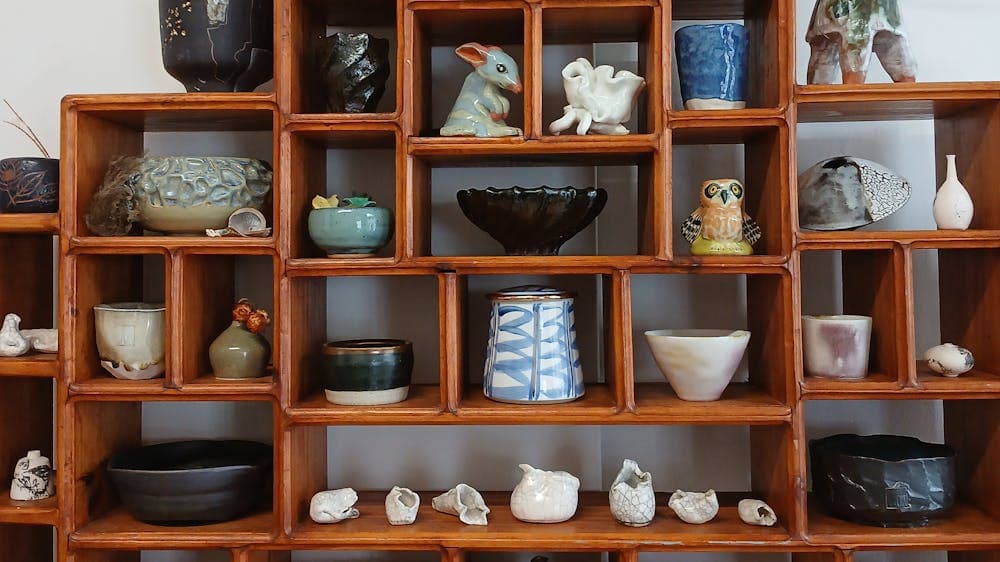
(738, 499, 777, 527)
(925, 344, 975, 377)
(549, 58, 646, 136)
(510, 464, 580, 523)
(10, 450, 55, 501)
(668, 490, 719, 524)
(609, 459, 656, 527)
(933, 155, 974, 230)
(309, 488, 360, 524)
(432, 484, 490, 526)
(385, 486, 420, 526)
(0, 313, 30, 357)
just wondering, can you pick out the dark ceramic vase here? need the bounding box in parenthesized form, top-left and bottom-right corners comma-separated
(0, 158, 59, 213)
(320, 339, 413, 406)
(315, 32, 391, 113)
(158, 0, 274, 92)
(810, 434, 956, 528)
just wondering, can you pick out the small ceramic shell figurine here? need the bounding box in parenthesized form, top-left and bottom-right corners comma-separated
(385, 486, 420, 526)
(738, 499, 777, 527)
(309, 488, 360, 524)
(432, 484, 490, 526)
(682, 179, 761, 256)
(440, 43, 523, 138)
(549, 58, 646, 136)
(0, 313, 30, 357)
(10, 450, 55, 501)
(609, 459, 655, 527)
(668, 490, 719, 524)
(510, 464, 580, 523)
(925, 344, 975, 377)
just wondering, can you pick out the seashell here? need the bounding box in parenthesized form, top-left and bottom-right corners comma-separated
(0, 314, 30, 357)
(432, 484, 490, 526)
(738, 499, 777, 527)
(385, 486, 420, 526)
(228, 208, 271, 236)
(19, 329, 57, 353)
(924, 344, 975, 378)
(668, 489, 719, 524)
(309, 488, 360, 524)
(609, 459, 655, 527)
(510, 464, 580, 523)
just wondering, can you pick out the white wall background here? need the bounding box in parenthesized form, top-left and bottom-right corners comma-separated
(2, 2, 998, 561)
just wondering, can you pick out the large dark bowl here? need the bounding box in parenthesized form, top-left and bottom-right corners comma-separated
(107, 440, 272, 525)
(810, 434, 956, 528)
(456, 186, 608, 256)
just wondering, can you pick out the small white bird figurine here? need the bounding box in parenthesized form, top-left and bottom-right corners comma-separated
(0, 313, 30, 357)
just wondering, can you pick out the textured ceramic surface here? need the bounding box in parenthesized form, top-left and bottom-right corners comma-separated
(159, 0, 274, 92)
(9, 450, 55, 501)
(675, 24, 748, 110)
(385, 486, 420, 525)
(484, 286, 584, 404)
(738, 499, 777, 527)
(609, 459, 655, 527)
(933, 155, 974, 230)
(94, 303, 167, 380)
(681, 179, 761, 256)
(810, 434, 956, 528)
(310, 488, 361, 523)
(510, 464, 580, 523)
(457, 186, 608, 256)
(668, 490, 719, 524)
(644, 330, 750, 401)
(209, 322, 271, 379)
(315, 32, 390, 113)
(799, 156, 911, 231)
(806, 0, 916, 85)
(801, 315, 872, 380)
(0, 314, 30, 357)
(549, 58, 646, 136)
(441, 43, 523, 137)
(308, 207, 394, 257)
(320, 339, 413, 405)
(107, 440, 272, 524)
(432, 484, 490, 526)
(20, 329, 57, 354)
(0, 158, 59, 213)
(924, 343, 975, 377)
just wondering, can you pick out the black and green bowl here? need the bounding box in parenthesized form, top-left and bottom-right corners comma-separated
(320, 339, 413, 405)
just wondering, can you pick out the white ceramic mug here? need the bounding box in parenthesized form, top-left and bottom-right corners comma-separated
(94, 302, 166, 380)
(801, 315, 873, 379)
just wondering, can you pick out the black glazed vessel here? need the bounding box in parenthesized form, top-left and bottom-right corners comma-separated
(457, 186, 609, 256)
(0, 157, 59, 213)
(158, 0, 274, 92)
(320, 339, 414, 406)
(107, 440, 272, 525)
(315, 32, 391, 113)
(810, 434, 956, 528)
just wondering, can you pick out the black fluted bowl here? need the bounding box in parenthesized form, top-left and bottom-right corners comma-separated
(107, 440, 272, 525)
(810, 434, 956, 528)
(456, 186, 608, 256)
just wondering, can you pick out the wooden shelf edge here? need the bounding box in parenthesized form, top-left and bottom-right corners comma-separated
(797, 230, 1000, 249)
(68, 236, 277, 253)
(0, 354, 59, 377)
(70, 509, 275, 548)
(795, 82, 1000, 102)
(63, 92, 277, 110)
(0, 490, 59, 526)
(0, 214, 59, 234)
(408, 135, 659, 157)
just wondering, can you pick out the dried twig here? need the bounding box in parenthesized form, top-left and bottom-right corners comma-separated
(2, 99, 50, 158)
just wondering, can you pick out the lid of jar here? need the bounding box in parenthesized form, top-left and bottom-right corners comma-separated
(487, 285, 575, 301)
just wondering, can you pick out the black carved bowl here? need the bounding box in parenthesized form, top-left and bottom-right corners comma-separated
(108, 440, 272, 525)
(456, 187, 608, 256)
(0, 158, 59, 213)
(810, 434, 956, 528)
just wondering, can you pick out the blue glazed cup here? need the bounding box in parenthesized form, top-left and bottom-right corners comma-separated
(308, 207, 394, 257)
(675, 23, 749, 110)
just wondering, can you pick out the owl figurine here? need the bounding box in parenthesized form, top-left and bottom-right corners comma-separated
(682, 179, 761, 256)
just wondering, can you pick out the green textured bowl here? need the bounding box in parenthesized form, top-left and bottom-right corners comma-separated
(308, 207, 394, 257)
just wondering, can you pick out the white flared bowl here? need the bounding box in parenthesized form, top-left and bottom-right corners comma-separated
(644, 329, 750, 401)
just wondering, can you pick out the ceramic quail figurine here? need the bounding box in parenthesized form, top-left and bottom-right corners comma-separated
(510, 464, 580, 524)
(440, 43, 523, 137)
(682, 179, 761, 256)
(806, 0, 916, 84)
(10, 450, 55, 501)
(549, 58, 646, 136)
(0, 313, 30, 357)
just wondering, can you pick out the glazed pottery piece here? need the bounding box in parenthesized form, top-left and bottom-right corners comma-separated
(668, 490, 719, 524)
(310, 488, 360, 524)
(385, 486, 420, 525)
(510, 464, 580, 524)
(320, 339, 413, 405)
(315, 32, 391, 113)
(924, 344, 974, 378)
(209, 300, 271, 379)
(806, 0, 916, 85)
(675, 24, 748, 110)
(0, 313, 30, 357)
(432, 484, 490, 526)
(107, 440, 272, 524)
(483, 286, 584, 404)
(799, 156, 912, 231)
(801, 315, 872, 380)
(644, 330, 750, 401)
(206, 208, 272, 237)
(810, 434, 956, 528)
(94, 303, 167, 380)
(549, 58, 646, 136)
(441, 43, 523, 137)
(308, 207, 394, 257)
(681, 179, 761, 255)
(609, 459, 655, 527)
(933, 155, 974, 230)
(738, 499, 777, 527)
(457, 187, 608, 256)
(20, 329, 57, 354)
(9, 450, 55, 501)
(0, 158, 59, 213)
(158, 0, 274, 92)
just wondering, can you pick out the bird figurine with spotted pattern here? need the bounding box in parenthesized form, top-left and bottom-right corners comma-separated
(682, 179, 761, 256)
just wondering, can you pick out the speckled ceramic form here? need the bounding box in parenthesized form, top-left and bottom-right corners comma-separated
(308, 207, 394, 257)
(483, 286, 584, 404)
(644, 330, 750, 401)
(385, 486, 420, 525)
(798, 157, 911, 231)
(441, 43, 523, 137)
(9, 450, 55, 501)
(549, 58, 646, 136)
(432, 484, 490, 526)
(801, 315, 872, 380)
(510, 464, 580, 524)
(924, 344, 974, 377)
(0, 314, 30, 357)
(315, 32, 390, 113)
(94, 303, 167, 380)
(739, 499, 777, 527)
(609, 459, 655, 527)
(668, 490, 719, 524)
(310, 488, 361, 524)
(933, 155, 974, 230)
(675, 24, 748, 110)
(0, 158, 59, 213)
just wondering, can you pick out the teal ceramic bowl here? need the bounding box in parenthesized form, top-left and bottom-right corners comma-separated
(308, 207, 394, 257)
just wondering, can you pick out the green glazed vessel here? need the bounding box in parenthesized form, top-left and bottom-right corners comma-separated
(320, 339, 413, 405)
(209, 322, 271, 380)
(308, 207, 394, 258)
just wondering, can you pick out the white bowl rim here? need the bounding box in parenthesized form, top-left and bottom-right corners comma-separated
(644, 329, 750, 339)
(801, 315, 872, 322)
(94, 302, 166, 313)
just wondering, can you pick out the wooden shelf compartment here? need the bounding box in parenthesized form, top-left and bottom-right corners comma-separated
(279, 0, 400, 117)
(66, 551, 233, 562)
(0, 213, 59, 234)
(61, 94, 278, 244)
(0, 491, 58, 526)
(0, 377, 56, 527)
(638, 550, 843, 562)
(795, 83, 1000, 123)
(0, 234, 55, 361)
(0, 524, 54, 560)
(827, 549, 1000, 562)
(0, 353, 59, 378)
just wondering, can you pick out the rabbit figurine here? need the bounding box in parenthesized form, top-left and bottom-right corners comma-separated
(440, 43, 523, 138)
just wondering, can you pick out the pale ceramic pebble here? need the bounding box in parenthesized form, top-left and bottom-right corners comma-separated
(609, 459, 655, 527)
(432, 484, 490, 526)
(0, 314, 30, 357)
(20, 329, 57, 353)
(510, 464, 580, 523)
(385, 486, 420, 526)
(738, 499, 777, 527)
(309, 488, 360, 524)
(668, 490, 719, 524)
(924, 344, 975, 377)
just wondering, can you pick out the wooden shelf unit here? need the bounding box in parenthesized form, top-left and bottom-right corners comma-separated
(0, 0, 988, 560)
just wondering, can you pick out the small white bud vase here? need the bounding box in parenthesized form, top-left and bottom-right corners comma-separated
(933, 155, 974, 230)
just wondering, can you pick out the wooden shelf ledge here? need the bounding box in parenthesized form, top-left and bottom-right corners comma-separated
(633, 383, 790, 425)
(71, 508, 274, 549)
(797, 229, 1000, 250)
(287, 112, 401, 126)
(0, 354, 59, 378)
(69, 376, 276, 400)
(796, 82, 1000, 123)
(801, 366, 1000, 400)
(456, 384, 620, 424)
(288, 384, 446, 425)
(0, 490, 58, 526)
(289, 491, 791, 549)
(69, 235, 276, 253)
(0, 213, 59, 234)
(408, 135, 658, 163)
(63, 93, 276, 132)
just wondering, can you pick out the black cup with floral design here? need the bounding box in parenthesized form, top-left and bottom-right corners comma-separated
(0, 157, 59, 213)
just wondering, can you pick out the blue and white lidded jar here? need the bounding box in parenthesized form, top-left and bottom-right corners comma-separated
(483, 286, 585, 404)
